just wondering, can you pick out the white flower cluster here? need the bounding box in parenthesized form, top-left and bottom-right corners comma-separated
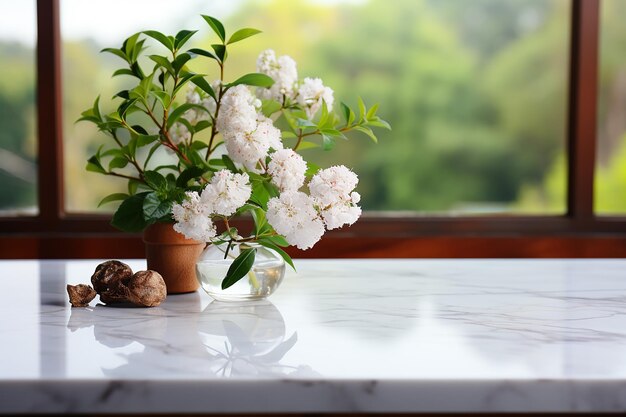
(256, 49, 298, 102)
(172, 191, 216, 242)
(256, 50, 334, 120)
(266, 191, 325, 250)
(267, 148, 307, 192)
(216, 85, 283, 171)
(172, 170, 251, 241)
(171, 50, 361, 251)
(309, 166, 361, 231)
(297, 77, 334, 119)
(202, 169, 252, 217)
(265, 165, 361, 249)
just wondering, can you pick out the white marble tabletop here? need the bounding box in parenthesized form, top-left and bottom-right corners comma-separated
(1, 259, 626, 413)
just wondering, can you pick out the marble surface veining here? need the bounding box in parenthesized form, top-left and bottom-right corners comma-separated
(1, 259, 626, 412)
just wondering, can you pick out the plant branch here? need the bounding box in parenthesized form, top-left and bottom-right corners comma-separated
(293, 128, 304, 151)
(206, 63, 225, 161)
(106, 171, 143, 182)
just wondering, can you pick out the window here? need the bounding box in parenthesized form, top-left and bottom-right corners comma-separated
(62, 0, 571, 214)
(596, 0, 626, 214)
(1, 0, 624, 259)
(0, 0, 37, 215)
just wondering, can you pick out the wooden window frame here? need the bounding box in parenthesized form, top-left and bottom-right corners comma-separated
(1, 0, 626, 259)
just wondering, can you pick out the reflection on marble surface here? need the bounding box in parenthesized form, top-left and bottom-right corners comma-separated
(2, 259, 626, 413)
(65, 297, 308, 379)
(197, 301, 312, 377)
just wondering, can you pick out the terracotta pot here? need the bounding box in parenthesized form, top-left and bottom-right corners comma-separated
(143, 222, 205, 294)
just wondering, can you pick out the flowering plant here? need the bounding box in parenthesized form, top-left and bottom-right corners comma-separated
(80, 16, 389, 288)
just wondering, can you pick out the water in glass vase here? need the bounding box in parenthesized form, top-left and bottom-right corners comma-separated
(196, 242, 286, 301)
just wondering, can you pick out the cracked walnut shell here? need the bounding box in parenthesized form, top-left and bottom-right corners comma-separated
(67, 284, 97, 307)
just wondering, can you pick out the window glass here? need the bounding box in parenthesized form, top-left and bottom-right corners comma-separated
(595, 0, 626, 214)
(0, 0, 38, 215)
(62, 0, 570, 214)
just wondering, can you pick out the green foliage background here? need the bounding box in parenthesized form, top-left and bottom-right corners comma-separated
(1, 0, 625, 214)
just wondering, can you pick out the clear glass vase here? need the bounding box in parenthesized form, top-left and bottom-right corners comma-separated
(196, 241, 286, 301)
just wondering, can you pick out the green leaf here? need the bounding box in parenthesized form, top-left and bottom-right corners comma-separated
(227, 73, 274, 88)
(261, 100, 282, 117)
(251, 208, 267, 236)
(357, 96, 367, 121)
(138, 73, 155, 98)
(256, 239, 295, 271)
(101, 148, 125, 158)
(305, 162, 320, 178)
(176, 166, 206, 187)
(167, 103, 208, 129)
(221, 154, 239, 172)
(227, 28, 262, 44)
(353, 125, 378, 143)
(101, 47, 128, 62)
(149, 55, 174, 75)
(108, 156, 129, 170)
(143, 30, 174, 51)
(211, 44, 227, 62)
(341, 102, 355, 126)
(92, 96, 102, 120)
(112, 68, 135, 78)
(295, 141, 319, 151)
(117, 98, 138, 118)
(296, 118, 317, 128)
(144, 142, 161, 169)
(143, 170, 168, 191)
(194, 120, 211, 133)
(131, 39, 146, 63)
(263, 234, 290, 247)
(143, 192, 172, 222)
(172, 71, 198, 96)
(128, 179, 140, 196)
(173, 52, 192, 73)
(366, 103, 379, 120)
(201, 15, 226, 43)
(98, 193, 129, 208)
(318, 100, 331, 128)
(221, 248, 255, 290)
(151, 90, 171, 109)
(86, 155, 106, 174)
(114, 90, 130, 100)
(174, 29, 197, 49)
(321, 134, 336, 150)
(320, 128, 345, 139)
(250, 179, 270, 208)
(187, 48, 218, 61)
(191, 140, 210, 151)
(367, 117, 391, 130)
(190, 76, 217, 100)
(130, 61, 146, 79)
(137, 134, 159, 147)
(111, 193, 149, 232)
(263, 181, 279, 198)
(208, 158, 226, 167)
(122, 32, 140, 57)
(132, 125, 149, 135)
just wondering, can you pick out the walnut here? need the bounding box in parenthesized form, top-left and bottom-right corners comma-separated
(91, 260, 133, 304)
(86, 261, 166, 308)
(126, 270, 167, 307)
(67, 284, 97, 307)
